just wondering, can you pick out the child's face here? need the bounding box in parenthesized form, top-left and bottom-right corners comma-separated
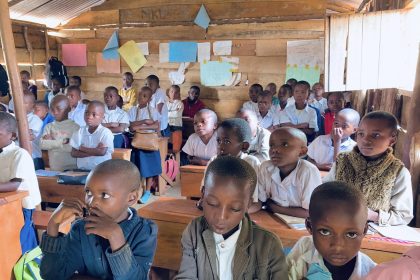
(104, 90, 119, 108)
(327, 95, 345, 113)
(69, 78, 81, 87)
(137, 90, 152, 107)
(20, 73, 30, 84)
(0, 124, 14, 148)
(356, 118, 396, 159)
(308, 201, 367, 267)
(236, 112, 257, 136)
(122, 74, 133, 88)
(50, 99, 70, 122)
(194, 112, 216, 137)
(85, 173, 138, 223)
(168, 87, 177, 100)
(333, 114, 356, 138)
(248, 87, 259, 103)
(188, 88, 199, 102)
(312, 83, 324, 98)
(293, 84, 309, 105)
(278, 87, 290, 103)
(23, 95, 34, 114)
(84, 104, 104, 127)
(257, 95, 272, 114)
(52, 80, 62, 93)
(34, 105, 48, 120)
(67, 90, 81, 107)
(216, 127, 244, 157)
(269, 130, 307, 169)
(146, 78, 158, 93)
(203, 174, 250, 235)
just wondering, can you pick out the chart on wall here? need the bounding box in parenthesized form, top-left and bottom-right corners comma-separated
(285, 39, 324, 86)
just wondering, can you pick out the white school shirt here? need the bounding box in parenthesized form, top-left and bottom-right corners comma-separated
(248, 126, 271, 162)
(46, 90, 65, 106)
(69, 101, 87, 128)
(242, 101, 259, 114)
(128, 104, 161, 123)
(0, 142, 41, 209)
(70, 124, 114, 170)
(256, 108, 279, 130)
(307, 135, 356, 165)
(323, 164, 413, 226)
(167, 99, 184, 127)
(258, 159, 322, 209)
(287, 236, 376, 280)
(279, 104, 319, 132)
(213, 222, 242, 280)
(27, 112, 43, 159)
(150, 88, 169, 130)
(182, 132, 218, 161)
(103, 107, 130, 135)
(308, 97, 328, 113)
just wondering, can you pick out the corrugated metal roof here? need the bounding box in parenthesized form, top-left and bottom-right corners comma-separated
(9, 0, 105, 28)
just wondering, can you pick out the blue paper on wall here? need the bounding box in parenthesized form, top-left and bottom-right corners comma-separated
(200, 61, 233, 86)
(169, 42, 197, 63)
(194, 4, 210, 29)
(102, 31, 119, 60)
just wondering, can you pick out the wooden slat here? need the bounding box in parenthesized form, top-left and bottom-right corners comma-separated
(63, 10, 120, 28)
(328, 14, 348, 91)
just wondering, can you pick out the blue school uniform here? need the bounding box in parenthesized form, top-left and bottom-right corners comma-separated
(41, 113, 54, 132)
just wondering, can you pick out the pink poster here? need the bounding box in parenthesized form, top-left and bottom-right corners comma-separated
(62, 44, 87, 67)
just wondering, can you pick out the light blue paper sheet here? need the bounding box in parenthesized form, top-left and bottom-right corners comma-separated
(200, 61, 233, 86)
(169, 42, 198, 63)
(194, 4, 210, 29)
(102, 31, 119, 60)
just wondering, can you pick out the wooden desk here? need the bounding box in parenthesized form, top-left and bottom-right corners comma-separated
(0, 191, 28, 280)
(180, 165, 206, 199)
(38, 176, 85, 204)
(139, 198, 419, 271)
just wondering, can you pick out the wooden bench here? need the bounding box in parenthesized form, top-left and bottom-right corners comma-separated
(180, 165, 206, 199)
(33, 210, 74, 234)
(138, 198, 418, 271)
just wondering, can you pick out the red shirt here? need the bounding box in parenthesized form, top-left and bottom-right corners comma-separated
(324, 111, 335, 135)
(182, 99, 206, 118)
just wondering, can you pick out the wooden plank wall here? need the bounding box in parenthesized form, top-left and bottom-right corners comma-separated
(56, 19, 324, 119)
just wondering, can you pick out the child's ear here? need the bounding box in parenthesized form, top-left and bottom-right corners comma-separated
(299, 146, 308, 157)
(127, 188, 140, 206)
(389, 132, 397, 147)
(242, 142, 250, 152)
(305, 218, 313, 234)
(11, 132, 17, 141)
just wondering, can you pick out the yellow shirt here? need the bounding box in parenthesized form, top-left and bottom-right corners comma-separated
(119, 87, 137, 111)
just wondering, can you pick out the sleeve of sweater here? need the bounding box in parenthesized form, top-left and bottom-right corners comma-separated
(40, 124, 64, 150)
(175, 221, 199, 280)
(268, 234, 288, 279)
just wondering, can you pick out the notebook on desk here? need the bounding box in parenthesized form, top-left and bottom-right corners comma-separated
(369, 222, 420, 243)
(274, 213, 306, 230)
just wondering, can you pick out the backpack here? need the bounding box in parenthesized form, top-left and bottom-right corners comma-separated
(0, 64, 9, 97)
(13, 246, 43, 280)
(164, 154, 179, 181)
(44, 57, 68, 88)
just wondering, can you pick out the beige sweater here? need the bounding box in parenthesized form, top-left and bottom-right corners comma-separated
(40, 119, 80, 171)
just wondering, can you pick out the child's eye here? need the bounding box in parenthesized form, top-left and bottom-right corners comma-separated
(372, 133, 380, 138)
(318, 229, 331, 236)
(281, 142, 289, 147)
(102, 193, 110, 199)
(231, 208, 241, 212)
(85, 190, 92, 196)
(346, 232, 359, 239)
(357, 132, 364, 137)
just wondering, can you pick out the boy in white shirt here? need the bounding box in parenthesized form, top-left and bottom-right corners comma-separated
(146, 75, 170, 137)
(256, 90, 279, 131)
(167, 85, 184, 131)
(242, 83, 263, 114)
(308, 108, 359, 171)
(102, 86, 129, 148)
(70, 101, 114, 171)
(254, 127, 322, 218)
(0, 112, 41, 253)
(308, 82, 327, 113)
(44, 78, 65, 106)
(67, 86, 87, 127)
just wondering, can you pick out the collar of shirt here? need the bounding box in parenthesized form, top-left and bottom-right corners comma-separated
(324, 136, 354, 149)
(213, 221, 242, 245)
(269, 159, 301, 183)
(123, 86, 132, 91)
(1, 141, 16, 153)
(83, 124, 103, 135)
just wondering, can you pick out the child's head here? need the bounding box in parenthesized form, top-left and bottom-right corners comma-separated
(51, 78, 63, 94)
(0, 112, 17, 148)
(194, 109, 217, 138)
(278, 84, 292, 104)
(69, 76, 82, 87)
(257, 90, 272, 115)
(269, 127, 307, 169)
(217, 118, 252, 157)
(202, 156, 257, 235)
(137, 86, 153, 107)
(307, 181, 368, 267)
(84, 101, 105, 128)
(286, 78, 297, 90)
(265, 83, 277, 96)
(146, 75, 160, 93)
(333, 108, 360, 138)
(248, 83, 263, 103)
(122, 72, 134, 88)
(327, 92, 345, 114)
(85, 159, 141, 223)
(187, 86, 200, 102)
(50, 95, 70, 122)
(20, 70, 31, 84)
(236, 109, 258, 137)
(34, 101, 49, 120)
(312, 82, 324, 99)
(66, 85, 82, 108)
(168, 85, 181, 100)
(293, 81, 310, 106)
(103, 86, 119, 109)
(23, 91, 35, 114)
(356, 111, 398, 159)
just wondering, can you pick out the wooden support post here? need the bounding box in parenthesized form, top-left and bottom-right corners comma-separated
(0, 0, 31, 152)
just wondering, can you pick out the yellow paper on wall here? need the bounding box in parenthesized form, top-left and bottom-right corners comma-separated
(118, 40, 147, 73)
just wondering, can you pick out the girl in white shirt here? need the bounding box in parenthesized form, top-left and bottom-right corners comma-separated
(166, 85, 184, 132)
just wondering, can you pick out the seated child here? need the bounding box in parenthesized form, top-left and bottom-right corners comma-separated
(323, 111, 413, 226)
(275, 84, 292, 112)
(176, 156, 287, 279)
(24, 91, 44, 170)
(34, 100, 54, 132)
(308, 82, 327, 113)
(236, 108, 271, 162)
(242, 83, 262, 114)
(0, 112, 41, 253)
(307, 108, 359, 171)
(266, 82, 279, 105)
(323, 92, 345, 135)
(119, 72, 137, 111)
(182, 85, 206, 118)
(182, 109, 218, 166)
(257, 90, 279, 131)
(70, 101, 114, 171)
(67, 85, 87, 127)
(21, 70, 37, 99)
(40, 159, 157, 280)
(103, 86, 130, 148)
(365, 247, 420, 279)
(128, 86, 162, 204)
(255, 127, 322, 218)
(44, 78, 65, 106)
(287, 181, 376, 279)
(167, 85, 184, 132)
(146, 75, 170, 137)
(40, 95, 79, 171)
(279, 81, 318, 141)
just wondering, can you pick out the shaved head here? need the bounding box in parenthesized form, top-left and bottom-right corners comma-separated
(272, 127, 307, 146)
(51, 94, 70, 109)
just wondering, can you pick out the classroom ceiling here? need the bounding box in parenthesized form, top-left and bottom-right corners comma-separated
(327, 0, 364, 13)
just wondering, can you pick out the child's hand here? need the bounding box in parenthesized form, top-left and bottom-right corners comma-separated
(96, 142, 105, 148)
(110, 122, 119, 128)
(368, 208, 379, 222)
(43, 134, 54, 140)
(144, 119, 154, 125)
(48, 198, 85, 237)
(332, 128, 343, 143)
(62, 138, 69, 144)
(29, 129, 35, 141)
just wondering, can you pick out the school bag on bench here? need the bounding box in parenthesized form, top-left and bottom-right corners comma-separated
(44, 56, 68, 88)
(13, 246, 43, 280)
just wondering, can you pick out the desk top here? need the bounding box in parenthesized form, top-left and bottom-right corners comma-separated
(180, 165, 206, 173)
(0, 191, 28, 204)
